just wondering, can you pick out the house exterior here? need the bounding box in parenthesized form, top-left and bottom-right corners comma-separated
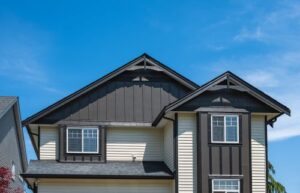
(0, 96, 28, 191)
(22, 54, 290, 193)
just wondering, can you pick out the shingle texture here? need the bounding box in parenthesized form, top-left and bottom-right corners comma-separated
(23, 160, 173, 178)
(0, 96, 17, 119)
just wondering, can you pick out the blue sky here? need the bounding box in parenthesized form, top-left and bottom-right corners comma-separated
(0, 0, 299, 192)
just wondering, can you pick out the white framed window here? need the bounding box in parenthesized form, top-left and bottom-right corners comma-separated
(212, 179, 240, 193)
(211, 115, 239, 143)
(66, 127, 99, 154)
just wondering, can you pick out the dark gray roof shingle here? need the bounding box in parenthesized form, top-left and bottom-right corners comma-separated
(23, 160, 174, 179)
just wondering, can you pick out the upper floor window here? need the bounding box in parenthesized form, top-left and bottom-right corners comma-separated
(211, 115, 239, 143)
(67, 127, 99, 154)
(212, 179, 240, 193)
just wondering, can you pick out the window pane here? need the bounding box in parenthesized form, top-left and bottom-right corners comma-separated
(226, 116, 238, 142)
(68, 129, 82, 152)
(213, 116, 224, 142)
(83, 128, 98, 152)
(213, 180, 239, 192)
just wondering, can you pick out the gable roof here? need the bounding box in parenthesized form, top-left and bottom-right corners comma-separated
(23, 53, 199, 126)
(153, 71, 290, 126)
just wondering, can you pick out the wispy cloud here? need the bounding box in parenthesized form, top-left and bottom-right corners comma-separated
(0, 16, 62, 94)
(244, 70, 279, 88)
(233, 0, 300, 45)
(234, 27, 265, 42)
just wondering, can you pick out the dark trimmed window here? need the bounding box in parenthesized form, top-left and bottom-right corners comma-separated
(211, 115, 239, 143)
(67, 127, 99, 154)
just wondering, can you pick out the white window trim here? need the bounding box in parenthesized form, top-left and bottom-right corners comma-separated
(66, 127, 99, 154)
(211, 115, 239, 144)
(212, 179, 240, 193)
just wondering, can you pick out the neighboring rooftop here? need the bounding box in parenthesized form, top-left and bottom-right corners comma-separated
(0, 96, 17, 119)
(22, 160, 174, 179)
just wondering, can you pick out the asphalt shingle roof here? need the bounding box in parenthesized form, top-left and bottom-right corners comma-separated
(23, 160, 174, 179)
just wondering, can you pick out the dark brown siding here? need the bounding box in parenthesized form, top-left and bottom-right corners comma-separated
(34, 70, 191, 124)
(197, 112, 251, 193)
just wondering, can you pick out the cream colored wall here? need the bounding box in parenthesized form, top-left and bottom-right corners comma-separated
(164, 122, 174, 171)
(251, 115, 267, 193)
(38, 179, 173, 193)
(177, 113, 197, 193)
(106, 127, 164, 161)
(39, 126, 58, 160)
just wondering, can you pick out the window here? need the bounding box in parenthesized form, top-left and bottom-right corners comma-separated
(211, 115, 239, 143)
(212, 179, 240, 193)
(11, 162, 16, 181)
(67, 127, 99, 153)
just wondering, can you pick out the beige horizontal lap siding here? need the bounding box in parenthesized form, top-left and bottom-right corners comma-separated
(251, 115, 266, 193)
(164, 122, 174, 171)
(40, 126, 58, 160)
(177, 113, 197, 193)
(38, 179, 173, 193)
(107, 127, 163, 161)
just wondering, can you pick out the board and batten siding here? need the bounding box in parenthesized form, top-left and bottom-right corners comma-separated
(177, 113, 197, 193)
(38, 179, 173, 193)
(251, 115, 267, 193)
(164, 122, 174, 171)
(40, 126, 58, 160)
(107, 127, 164, 161)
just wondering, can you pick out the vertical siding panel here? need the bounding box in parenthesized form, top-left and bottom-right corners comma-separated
(231, 146, 240, 175)
(151, 82, 161, 120)
(160, 82, 170, 109)
(116, 82, 125, 122)
(97, 86, 107, 121)
(143, 83, 152, 123)
(107, 82, 116, 121)
(222, 147, 230, 174)
(251, 115, 266, 193)
(124, 82, 134, 122)
(242, 114, 251, 193)
(211, 147, 220, 174)
(199, 113, 209, 193)
(88, 91, 98, 121)
(168, 83, 177, 102)
(177, 113, 197, 193)
(79, 95, 89, 120)
(70, 102, 80, 120)
(133, 83, 143, 122)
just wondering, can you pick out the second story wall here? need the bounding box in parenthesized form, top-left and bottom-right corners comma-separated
(107, 127, 164, 161)
(39, 126, 166, 162)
